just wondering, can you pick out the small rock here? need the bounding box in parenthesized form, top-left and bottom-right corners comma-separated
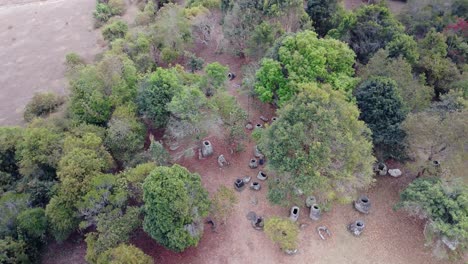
(245, 123, 253, 130)
(243, 176, 251, 183)
(388, 169, 402, 177)
(260, 116, 269, 122)
(217, 155, 228, 167)
(284, 249, 298, 255)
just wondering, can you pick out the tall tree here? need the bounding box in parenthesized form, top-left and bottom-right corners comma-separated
(355, 77, 408, 160)
(259, 84, 375, 204)
(143, 165, 210, 252)
(306, 0, 343, 37)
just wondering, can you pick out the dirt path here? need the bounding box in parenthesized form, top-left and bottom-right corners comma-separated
(0, 0, 104, 126)
(130, 11, 454, 264)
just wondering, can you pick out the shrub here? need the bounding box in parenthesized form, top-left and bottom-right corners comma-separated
(108, 0, 126, 15)
(17, 208, 47, 240)
(102, 20, 128, 42)
(94, 3, 113, 26)
(97, 244, 153, 264)
(23, 92, 65, 122)
(210, 186, 238, 224)
(264, 217, 299, 251)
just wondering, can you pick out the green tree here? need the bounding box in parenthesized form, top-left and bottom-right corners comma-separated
(260, 84, 375, 204)
(137, 68, 181, 127)
(123, 162, 157, 203)
(94, 3, 113, 27)
(329, 4, 405, 63)
(108, 0, 126, 15)
(201, 62, 228, 96)
(255, 30, 357, 106)
(386, 34, 420, 65)
(45, 196, 78, 242)
(143, 164, 210, 252)
(355, 77, 408, 160)
(97, 244, 153, 264)
(0, 193, 29, 238)
(402, 110, 467, 180)
(396, 178, 467, 254)
(167, 86, 207, 122)
(0, 237, 30, 264)
(210, 186, 238, 224)
(305, 0, 343, 37)
(151, 3, 192, 63)
(23, 92, 65, 122)
(264, 217, 299, 251)
(17, 208, 47, 240)
(359, 49, 434, 112)
(0, 127, 23, 192)
(17, 127, 63, 179)
(245, 21, 283, 58)
(68, 66, 112, 125)
(105, 104, 145, 165)
(85, 207, 141, 263)
(102, 20, 128, 42)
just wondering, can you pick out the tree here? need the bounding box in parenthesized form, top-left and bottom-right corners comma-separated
(85, 207, 141, 263)
(68, 66, 112, 125)
(123, 163, 157, 203)
(245, 21, 284, 59)
(0, 237, 30, 264)
(306, 0, 343, 37)
(396, 178, 467, 255)
(259, 84, 375, 204)
(17, 127, 63, 179)
(167, 86, 207, 122)
(386, 34, 420, 65)
(97, 244, 153, 264)
(255, 30, 357, 106)
(210, 186, 238, 224)
(0, 193, 29, 238)
(143, 165, 210, 252)
(17, 208, 47, 240)
(0, 127, 23, 191)
(151, 3, 192, 63)
(358, 49, 433, 112)
(105, 104, 145, 165)
(45, 196, 78, 242)
(102, 20, 128, 42)
(23, 92, 65, 122)
(355, 77, 409, 159)
(264, 217, 299, 251)
(329, 4, 405, 63)
(402, 110, 467, 179)
(137, 68, 181, 127)
(201, 62, 228, 96)
(108, 0, 126, 15)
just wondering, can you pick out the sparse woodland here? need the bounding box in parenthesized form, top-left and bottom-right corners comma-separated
(0, 0, 467, 262)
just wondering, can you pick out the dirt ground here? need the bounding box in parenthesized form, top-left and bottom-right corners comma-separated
(0, 0, 104, 126)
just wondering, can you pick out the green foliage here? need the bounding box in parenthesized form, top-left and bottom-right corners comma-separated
(211, 92, 247, 146)
(65, 53, 85, 72)
(68, 66, 112, 125)
(386, 34, 420, 65)
(167, 86, 207, 122)
(0, 237, 30, 264)
(23, 92, 65, 122)
(255, 30, 357, 106)
(96, 243, 153, 264)
(45, 196, 78, 242)
(77, 174, 128, 230)
(0, 193, 29, 238)
(0, 127, 22, 180)
(102, 20, 128, 42)
(355, 77, 408, 160)
(329, 4, 405, 63)
(201, 62, 228, 96)
(402, 110, 467, 179)
(260, 84, 375, 204)
(17, 127, 63, 178)
(105, 104, 145, 165)
(210, 186, 238, 224)
(245, 22, 283, 59)
(143, 164, 210, 252)
(85, 207, 141, 263)
(306, 0, 343, 37)
(94, 3, 113, 27)
(108, 0, 126, 15)
(124, 162, 157, 202)
(151, 3, 192, 63)
(187, 0, 220, 8)
(137, 68, 181, 127)
(397, 178, 467, 252)
(359, 49, 434, 112)
(185, 52, 205, 73)
(264, 217, 299, 251)
(17, 208, 47, 240)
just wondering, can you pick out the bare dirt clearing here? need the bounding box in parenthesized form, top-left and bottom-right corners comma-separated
(0, 0, 103, 125)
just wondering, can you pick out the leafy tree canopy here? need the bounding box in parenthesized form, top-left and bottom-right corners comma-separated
(143, 164, 210, 252)
(259, 84, 375, 204)
(255, 30, 357, 106)
(96, 243, 153, 264)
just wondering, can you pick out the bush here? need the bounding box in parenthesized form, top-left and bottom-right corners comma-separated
(17, 208, 47, 239)
(97, 244, 153, 264)
(210, 186, 237, 224)
(94, 3, 113, 26)
(23, 92, 65, 122)
(65, 53, 85, 71)
(102, 20, 128, 42)
(264, 217, 299, 251)
(0, 237, 30, 264)
(108, 0, 126, 15)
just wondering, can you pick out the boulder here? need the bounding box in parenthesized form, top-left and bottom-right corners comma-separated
(250, 182, 261, 191)
(348, 220, 365, 236)
(305, 196, 316, 208)
(242, 176, 251, 184)
(254, 145, 264, 158)
(245, 123, 253, 130)
(217, 155, 227, 167)
(249, 159, 258, 169)
(354, 195, 371, 214)
(260, 116, 269, 122)
(388, 169, 402, 177)
(375, 162, 388, 176)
